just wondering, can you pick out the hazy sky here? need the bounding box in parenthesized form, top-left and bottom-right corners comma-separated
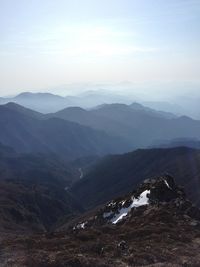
(0, 0, 200, 95)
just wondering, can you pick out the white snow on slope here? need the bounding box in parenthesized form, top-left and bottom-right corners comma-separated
(110, 190, 150, 224)
(73, 221, 87, 230)
(164, 180, 172, 189)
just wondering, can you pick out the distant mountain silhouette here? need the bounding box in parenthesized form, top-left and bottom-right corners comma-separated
(15, 92, 63, 100)
(49, 103, 200, 149)
(0, 104, 129, 160)
(0, 90, 134, 113)
(65, 89, 134, 108)
(143, 100, 184, 116)
(129, 102, 176, 119)
(2, 101, 200, 153)
(151, 137, 200, 149)
(1, 92, 70, 113)
(3, 102, 45, 119)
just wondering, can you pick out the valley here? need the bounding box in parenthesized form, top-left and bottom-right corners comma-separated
(1, 95, 200, 266)
(1, 0, 200, 265)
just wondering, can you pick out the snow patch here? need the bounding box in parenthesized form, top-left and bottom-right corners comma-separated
(107, 201, 116, 207)
(111, 206, 132, 224)
(164, 180, 172, 189)
(111, 190, 150, 224)
(132, 190, 150, 207)
(121, 200, 126, 205)
(73, 221, 87, 230)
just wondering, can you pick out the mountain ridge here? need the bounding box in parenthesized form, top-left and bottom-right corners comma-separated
(49, 102, 200, 149)
(70, 147, 200, 209)
(1, 175, 200, 266)
(0, 103, 129, 160)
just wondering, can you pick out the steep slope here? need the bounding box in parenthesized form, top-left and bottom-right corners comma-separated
(0, 104, 129, 160)
(0, 143, 75, 186)
(73, 175, 200, 228)
(0, 180, 83, 233)
(0, 144, 84, 233)
(2, 176, 200, 267)
(71, 147, 200, 209)
(3, 102, 45, 119)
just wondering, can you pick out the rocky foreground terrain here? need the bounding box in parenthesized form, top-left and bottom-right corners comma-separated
(1, 175, 200, 267)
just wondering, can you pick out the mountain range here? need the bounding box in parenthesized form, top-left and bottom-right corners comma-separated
(0, 90, 135, 113)
(2, 101, 200, 155)
(1, 94, 200, 266)
(48, 102, 200, 149)
(0, 103, 129, 160)
(2, 89, 200, 120)
(0, 92, 69, 113)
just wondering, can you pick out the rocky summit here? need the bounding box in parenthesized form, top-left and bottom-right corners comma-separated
(73, 175, 200, 228)
(1, 175, 200, 267)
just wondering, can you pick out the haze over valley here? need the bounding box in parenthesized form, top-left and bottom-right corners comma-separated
(1, 0, 200, 266)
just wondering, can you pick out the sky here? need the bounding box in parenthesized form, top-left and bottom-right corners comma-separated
(0, 0, 200, 95)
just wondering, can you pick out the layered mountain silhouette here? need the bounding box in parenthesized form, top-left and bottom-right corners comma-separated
(0, 90, 135, 113)
(2, 89, 200, 119)
(3, 102, 45, 119)
(151, 137, 200, 149)
(0, 103, 129, 160)
(2, 97, 200, 151)
(1, 94, 200, 266)
(0, 92, 70, 113)
(49, 103, 200, 148)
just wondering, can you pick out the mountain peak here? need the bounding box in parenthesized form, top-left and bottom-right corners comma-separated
(15, 92, 64, 100)
(129, 102, 145, 109)
(2, 102, 44, 119)
(99, 175, 187, 225)
(73, 175, 200, 229)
